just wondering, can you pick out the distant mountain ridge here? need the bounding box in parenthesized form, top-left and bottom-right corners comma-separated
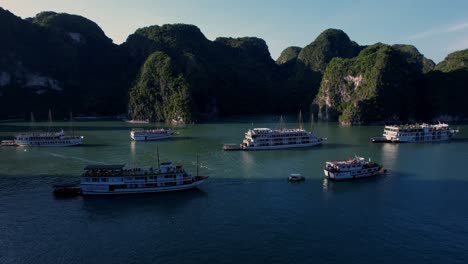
(0, 8, 467, 124)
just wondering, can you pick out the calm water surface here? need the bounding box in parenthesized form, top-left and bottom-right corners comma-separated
(1, 117, 467, 264)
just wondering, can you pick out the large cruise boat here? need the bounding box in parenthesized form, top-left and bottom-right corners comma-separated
(372, 123, 459, 143)
(324, 156, 384, 180)
(130, 128, 172, 141)
(80, 162, 208, 195)
(239, 127, 322, 150)
(14, 129, 83, 147)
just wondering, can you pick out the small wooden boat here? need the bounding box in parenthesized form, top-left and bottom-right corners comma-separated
(288, 173, 305, 182)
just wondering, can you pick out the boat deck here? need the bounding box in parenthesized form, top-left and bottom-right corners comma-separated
(370, 137, 392, 143)
(1, 140, 18, 147)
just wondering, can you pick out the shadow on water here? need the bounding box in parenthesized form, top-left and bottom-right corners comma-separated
(79, 143, 110, 147)
(451, 137, 468, 143)
(319, 143, 358, 150)
(79, 188, 208, 215)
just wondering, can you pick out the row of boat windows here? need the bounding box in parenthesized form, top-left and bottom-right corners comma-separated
(83, 175, 188, 182)
(252, 137, 312, 142)
(385, 131, 444, 136)
(20, 140, 74, 144)
(385, 128, 448, 133)
(17, 137, 61, 140)
(108, 181, 193, 190)
(252, 134, 308, 138)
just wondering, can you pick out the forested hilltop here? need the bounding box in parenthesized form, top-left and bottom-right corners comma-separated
(0, 8, 467, 124)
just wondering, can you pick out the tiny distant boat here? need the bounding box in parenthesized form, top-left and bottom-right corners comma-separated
(130, 128, 172, 141)
(14, 111, 84, 147)
(371, 123, 459, 143)
(1, 140, 17, 146)
(15, 129, 84, 147)
(324, 156, 385, 181)
(288, 173, 305, 182)
(125, 119, 149, 124)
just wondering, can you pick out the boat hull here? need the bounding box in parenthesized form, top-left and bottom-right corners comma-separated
(81, 177, 208, 195)
(324, 168, 381, 181)
(131, 134, 172, 141)
(15, 138, 83, 147)
(242, 141, 321, 150)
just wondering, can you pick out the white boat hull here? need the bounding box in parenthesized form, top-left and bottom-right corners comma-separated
(242, 141, 321, 150)
(15, 138, 83, 147)
(324, 169, 380, 181)
(131, 134, 172, 141)
(81, 178, 207, 195)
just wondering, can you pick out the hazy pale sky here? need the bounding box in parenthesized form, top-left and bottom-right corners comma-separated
(1, 0, 468, 62)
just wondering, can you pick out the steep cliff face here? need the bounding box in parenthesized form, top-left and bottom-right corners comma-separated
(314, 44, 427, 125)
(1, 7, 466, 122)
(420, 49, 468, 121)
(280, 29, 362, 112)
(124, 25, 282, 119)
(129, 52, 191, 123)
(0, 8, 130, 119)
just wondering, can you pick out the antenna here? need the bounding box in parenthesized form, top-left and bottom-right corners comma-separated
(48, 109, 52, 132)
(30, 112, 35, 131)
(298, 110, 303, 130)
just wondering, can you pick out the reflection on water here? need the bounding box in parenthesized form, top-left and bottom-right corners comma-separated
(241, 151, 256, 178)
(130, 141, 136, 158)
(80, 188, 208, 217)
(381, 143, 399, 169)
(322, 178, 330, 191)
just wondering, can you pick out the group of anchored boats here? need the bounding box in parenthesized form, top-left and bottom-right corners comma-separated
(0, 112, 460, 195)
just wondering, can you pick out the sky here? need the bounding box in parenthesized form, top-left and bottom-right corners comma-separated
(1, 0, 468, 62)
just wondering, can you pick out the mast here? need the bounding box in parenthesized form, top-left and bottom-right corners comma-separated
(310, 112, 314, 131)
(69, 112, 74, 136)
(30, 112, 35, 131)
(279, 115, 285, 130)
(48, 109, 52, 131)
(196, 154, 199, 177)
(298, 110, 303, 130)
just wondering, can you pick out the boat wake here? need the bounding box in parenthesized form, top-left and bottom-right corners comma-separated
(47, 152, 106, 164)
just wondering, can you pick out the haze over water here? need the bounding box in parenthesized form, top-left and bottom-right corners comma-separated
(1, 117, 467, 263)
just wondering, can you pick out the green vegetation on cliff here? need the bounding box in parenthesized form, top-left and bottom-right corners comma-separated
(297, 29, 361, 73)
(434, 49, 468, 72)
(315, 43, 427, 124)
(129, 52, 191, 123)
(0, 8, 130, 119)
(1, 7, 466, 123)
(276, 46, 302, 65)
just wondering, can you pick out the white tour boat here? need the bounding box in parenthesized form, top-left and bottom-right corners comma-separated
(130, 128, 172, 141)
(324, 156, 385, 181)
(372, 123, 459, 143)
(80, 162, 208, 195)
(239, 128, 322, 150)
(14, 129, 83, 147)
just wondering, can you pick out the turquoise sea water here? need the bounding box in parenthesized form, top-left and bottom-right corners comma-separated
(1, 117, 467, 263)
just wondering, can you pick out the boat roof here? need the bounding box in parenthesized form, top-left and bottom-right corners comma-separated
(84, 164, 125, 170)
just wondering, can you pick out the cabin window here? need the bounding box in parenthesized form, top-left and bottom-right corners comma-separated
(101, 178, 108, 182)
(92, 178, 99, 182)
